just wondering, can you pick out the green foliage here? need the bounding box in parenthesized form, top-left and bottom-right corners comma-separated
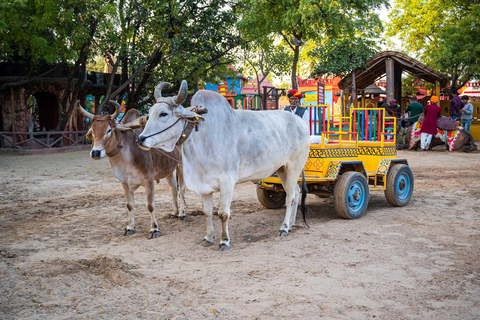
(309, 38, 378, 78)
(1, 0, 243, 112)
(240, 38, 291, 80)
(386, 0, 480, 86)
(238, 0, 388, 87)
(0, 0, 113, 64)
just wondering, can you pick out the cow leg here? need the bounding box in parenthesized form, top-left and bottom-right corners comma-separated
(145, 181, 160, 239)
(218, 184, 234, 251)
(122, 183, 136, 236)
(176, 166, 186, 220)
(201, 193, 214, 246)
(276, 167, 298, 237)
(165, 173, 181, 220)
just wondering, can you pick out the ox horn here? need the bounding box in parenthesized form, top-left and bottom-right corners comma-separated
(76, 100, 94, 120)
(174, 80, 188, 105)
(154, 82, 171, 101)
(109, 100, 121, 119)
(122, 115, 148, 130)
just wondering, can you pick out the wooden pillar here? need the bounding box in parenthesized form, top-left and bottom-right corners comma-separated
(361, 92, 365, 108)
(386, 57, 395, 102)
(394, 63, 402, 104)
(10, 88, 15, 132)
(435, 80, 441, 97)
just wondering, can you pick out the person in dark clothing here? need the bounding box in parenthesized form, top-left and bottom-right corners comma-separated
(449, 90, 463, 120)
(386, 99, 400, 118)
(405, 96, 424, 126)
(386, 99, 401, 130)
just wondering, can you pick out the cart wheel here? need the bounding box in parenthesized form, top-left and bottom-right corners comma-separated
(385, 164, 414, 207)
(256, 185, 286, 209)
(334, 172, 369, 219)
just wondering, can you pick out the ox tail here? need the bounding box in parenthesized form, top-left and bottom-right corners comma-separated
(301, 169, 309, 228)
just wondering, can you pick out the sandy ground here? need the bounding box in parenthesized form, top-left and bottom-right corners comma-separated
(0, 148, 479, 320)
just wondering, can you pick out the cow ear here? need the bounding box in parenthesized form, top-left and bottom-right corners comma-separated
(86, 128, 93, 140)
(116, 123, 133, 131)
(174, 106, 206, 122)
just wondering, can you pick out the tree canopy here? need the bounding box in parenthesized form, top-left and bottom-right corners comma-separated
(386, 0, 480, 90)
(309, 38, 378, 79)
(0, 0, 243, 129)
(238, 0, 388, 89)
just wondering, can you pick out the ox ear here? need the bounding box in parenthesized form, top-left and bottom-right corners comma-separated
(116, 123, 133, 131)
(173, 106, 206, 122)
(86, 128, 93, 140)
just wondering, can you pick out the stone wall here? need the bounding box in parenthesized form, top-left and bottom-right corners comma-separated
(0, 87, 28, 132)
(0, 79, 68, 132)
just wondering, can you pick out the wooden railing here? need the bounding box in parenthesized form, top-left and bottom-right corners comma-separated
(0, 131, 90, 149)
(306, 106, 397, 148)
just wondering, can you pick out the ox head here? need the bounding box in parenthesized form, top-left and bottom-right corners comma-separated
(137, 80, 205, 152)
(78, 100, 130, 159)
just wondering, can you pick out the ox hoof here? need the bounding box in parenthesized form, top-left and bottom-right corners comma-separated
(169, 214, 178, 219)
(279, 230, 289, 237)
(178, 215, 187, 221)
(124, 228, 135, 236)
(218, 243, 231, 251)
(201, 239, 214, 247)
(150, 230, 161, 239)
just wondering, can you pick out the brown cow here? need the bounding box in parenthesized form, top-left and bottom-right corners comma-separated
(78, 101, 185, 238)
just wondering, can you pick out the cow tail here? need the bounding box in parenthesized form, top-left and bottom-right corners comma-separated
(301, 169, 309, 228)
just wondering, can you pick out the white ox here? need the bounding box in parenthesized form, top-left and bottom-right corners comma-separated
(136, 80, 310, 250)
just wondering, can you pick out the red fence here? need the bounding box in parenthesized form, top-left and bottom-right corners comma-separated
(0, 131, 90, 150)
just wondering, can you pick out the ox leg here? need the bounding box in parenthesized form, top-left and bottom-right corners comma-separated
(165, 173, 182, 220)
(145, 181, 160, 239)
(201, 193, 214, 247)
(218, 185, 234, 251)
(122, 183, 136, 236)
(289, 184, 301, 229)
(177, 166, 186, 220)
(276, 168, 298, 237)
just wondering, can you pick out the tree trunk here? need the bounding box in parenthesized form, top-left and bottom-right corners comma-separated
(291, 45, 300, 90)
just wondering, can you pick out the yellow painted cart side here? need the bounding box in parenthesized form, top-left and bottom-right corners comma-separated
(257, 106, 414, 219)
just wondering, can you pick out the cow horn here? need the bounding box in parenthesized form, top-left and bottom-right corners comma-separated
(109, 100, 120, 119)
(174, 80, 188, 105)
(76, 100, 94, 120)
(154, 82, 171, 101)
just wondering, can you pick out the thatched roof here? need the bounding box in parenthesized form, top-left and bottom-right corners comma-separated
(364, 84, 385, 94)
(338, 51, 449, 91)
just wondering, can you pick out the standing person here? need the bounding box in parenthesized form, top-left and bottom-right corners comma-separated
(405, 96, 424, 126)
(379, 99, 388, 110)
(420, 96, 442, 151)
(386, 99, 401, 131)
(449, 90, 463, 120)
(460, 95, 473, 133)
(284, 89, 309, 124)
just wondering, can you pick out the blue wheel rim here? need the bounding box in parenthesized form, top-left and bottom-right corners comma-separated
(396, 172, 411, 200)
(347, 181, 365, 212)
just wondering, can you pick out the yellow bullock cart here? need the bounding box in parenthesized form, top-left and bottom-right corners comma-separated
(257, 106, 414, 219)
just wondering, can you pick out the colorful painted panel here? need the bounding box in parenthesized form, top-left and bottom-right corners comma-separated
(309, 148, 358, 158)
(304, 158, 324, 171)
(358, 147, 397, 156)
(325, 161, 342, 179)
(376, 159, 391, 174)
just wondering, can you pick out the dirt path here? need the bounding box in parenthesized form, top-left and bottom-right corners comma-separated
(0, 149, 479, 319)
